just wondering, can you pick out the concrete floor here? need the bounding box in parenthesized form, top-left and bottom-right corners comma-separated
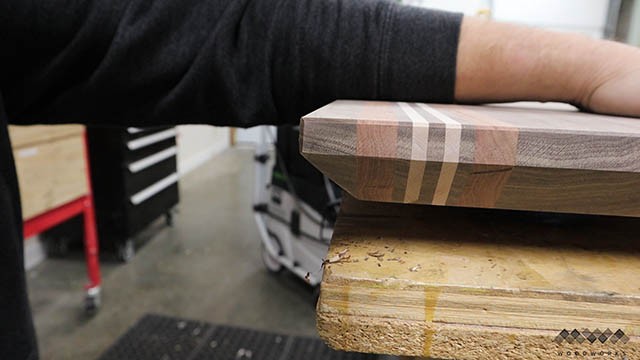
(28, 148, 318, 360)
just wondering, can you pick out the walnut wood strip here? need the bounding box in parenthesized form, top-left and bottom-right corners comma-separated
(448, 106, 519, 208)
(355, 102, 398, 201)
(301, 100, 640, 217)
(317, 196, 640, 359)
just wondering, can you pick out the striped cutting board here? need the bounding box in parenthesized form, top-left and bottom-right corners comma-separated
(301, 100, 640, 217)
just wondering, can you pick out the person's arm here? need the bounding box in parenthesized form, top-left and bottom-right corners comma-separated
(0, 0, 461, 127)
(456, 16, 640, 117)
(2, 1, 639, 129)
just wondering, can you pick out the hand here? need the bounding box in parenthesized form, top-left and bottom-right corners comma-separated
(582, 66, 640, 118)
(456, 17, 640, 119)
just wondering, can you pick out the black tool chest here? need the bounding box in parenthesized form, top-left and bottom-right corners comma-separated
(87, 126, 179, 261)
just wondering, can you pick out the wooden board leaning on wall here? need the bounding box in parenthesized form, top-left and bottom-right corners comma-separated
(317, 195, 640, 359)
(300, 100, 640, 217)
(9, 125, 87, 220)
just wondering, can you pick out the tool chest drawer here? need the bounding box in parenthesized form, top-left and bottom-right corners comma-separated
(124, 153, 177, 195)
(125, 183, 179, 235)
(86, 126, 179, 261)
(124, 138, 177, 164)
(124, 127, 176, 148)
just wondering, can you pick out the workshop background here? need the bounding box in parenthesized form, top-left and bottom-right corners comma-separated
(15, 0, 640, 359)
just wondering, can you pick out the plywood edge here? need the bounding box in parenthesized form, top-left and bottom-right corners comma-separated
(318, 279, 640, 334)
(321, 271, 640, 306)
(317, 311, 639, 359)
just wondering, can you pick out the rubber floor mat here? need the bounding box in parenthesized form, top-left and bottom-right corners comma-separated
(99, 314, 380, 360)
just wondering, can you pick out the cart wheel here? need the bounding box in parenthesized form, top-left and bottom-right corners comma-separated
(84, 290, 101, 313)
(261, 243, 282, 274)
(165, 211, 174, 227)
(116, 239, 135, 263)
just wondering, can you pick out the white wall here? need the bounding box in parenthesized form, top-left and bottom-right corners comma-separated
(24, 236, 46, 270)
(176, 125, 230, 175)
(493, 0, 609, 37)
(404, 0, 490, 15)
(235, 126, 277, 146)
(628, 0, 640, 45)
(405, 0, 610, 37)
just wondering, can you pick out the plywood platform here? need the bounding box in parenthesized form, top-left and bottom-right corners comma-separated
(301, 101, 640, 217)
(10, 125, 88, 219)
(316, 196, 640, 359)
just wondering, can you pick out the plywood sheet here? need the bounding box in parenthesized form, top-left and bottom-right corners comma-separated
(317, 196, 640, 359)
(9, 124, 84, 149)
(14, 134, 88, 219)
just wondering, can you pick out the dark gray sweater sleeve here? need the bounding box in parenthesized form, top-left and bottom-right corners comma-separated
(0, 0, 462, 127)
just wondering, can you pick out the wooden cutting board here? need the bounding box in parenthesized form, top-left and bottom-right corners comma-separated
(316, 195, 640, 359)
(300, 101, 640, 217)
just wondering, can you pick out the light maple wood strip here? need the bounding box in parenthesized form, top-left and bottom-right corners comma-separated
(301, 100, 640, 217)
(316, 195, 640, 359)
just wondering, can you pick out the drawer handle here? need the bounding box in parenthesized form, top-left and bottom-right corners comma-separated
(126, 129, 176, 150)
(130, 173, 178, 205)
(127, 146, 177, 173)
(127, 127, 144, 134)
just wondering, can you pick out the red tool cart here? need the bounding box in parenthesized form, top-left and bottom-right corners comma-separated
(12, 127, 102, 311)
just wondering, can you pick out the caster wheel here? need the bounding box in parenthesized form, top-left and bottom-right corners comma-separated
(84, 289, 101, 313)
(165, 211, 174, 227)
(116, 240, 135, 263)
(261, 243, 282, 274)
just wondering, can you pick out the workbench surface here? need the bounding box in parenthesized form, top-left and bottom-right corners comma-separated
(317, 196, 639, 359)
